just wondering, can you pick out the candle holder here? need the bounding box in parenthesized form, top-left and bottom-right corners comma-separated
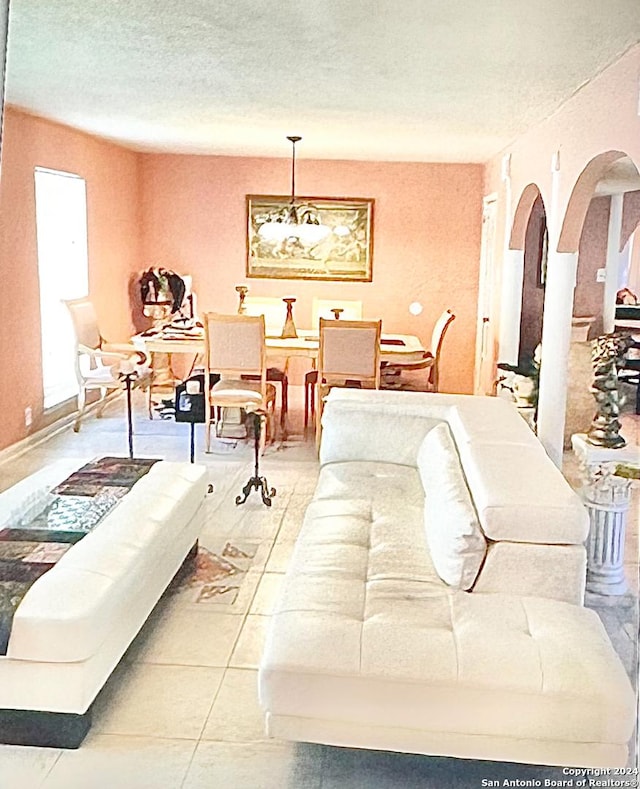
(235, 285, 249, 314)
(331, 308, 344, 320)
(281, 297, 298, 339)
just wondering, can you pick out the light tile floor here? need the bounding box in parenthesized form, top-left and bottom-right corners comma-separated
(0, 388, 637, 788)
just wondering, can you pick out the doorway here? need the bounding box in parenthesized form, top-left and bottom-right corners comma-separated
(474, 194, 498, 394)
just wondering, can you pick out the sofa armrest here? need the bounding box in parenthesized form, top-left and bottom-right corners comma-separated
(456, 442, 589, 545)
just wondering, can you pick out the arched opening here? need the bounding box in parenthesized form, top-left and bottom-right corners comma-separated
(510, 183, 544, 251)
(497, 185, 547, 410)
(518, 193, 547, 369)
(561, 152, 640, 447)
(558, 151, 629, 253)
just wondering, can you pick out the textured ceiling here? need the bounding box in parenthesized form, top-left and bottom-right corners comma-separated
(5, 0, 640, 162)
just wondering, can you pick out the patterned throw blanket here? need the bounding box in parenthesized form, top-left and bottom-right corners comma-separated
(0, 457, 158, 654)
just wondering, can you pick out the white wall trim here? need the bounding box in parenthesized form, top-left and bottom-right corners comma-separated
(0, 393, 122, 468)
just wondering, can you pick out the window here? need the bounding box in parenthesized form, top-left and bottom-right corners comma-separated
(34, 167, 89, 409)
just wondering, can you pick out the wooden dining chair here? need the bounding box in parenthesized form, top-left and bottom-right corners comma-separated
(203, 313, 277, 452)
(240, 296, 289, 429)
(381, 308, 455, 392)
(304, 300, 363, 428)
(315, 318, 382, 446)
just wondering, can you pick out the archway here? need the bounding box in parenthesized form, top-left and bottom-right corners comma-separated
(497, 184, 547, 377)
(517, 192, 547, 369)
(558, 152, 640, 448)
(558, 151, 629, 253)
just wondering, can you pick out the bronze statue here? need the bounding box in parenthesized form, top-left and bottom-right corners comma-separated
(586, 332, 633, 448)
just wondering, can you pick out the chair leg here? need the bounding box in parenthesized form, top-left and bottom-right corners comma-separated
(430, 364, 439, 394)
(265, 397, 277, 447)
(315, 384, 326, 452)
(280, 376, 288, 428)
(96, 387, 108, 418)
(304, 379, 316, 429)
(260, 411, 268, 454)
(73, 388, 87, 433)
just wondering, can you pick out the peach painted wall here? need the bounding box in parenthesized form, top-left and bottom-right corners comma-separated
(0, 108, 142, 451)
(140, 155, 483, 392)
(621, 190, 640, 251)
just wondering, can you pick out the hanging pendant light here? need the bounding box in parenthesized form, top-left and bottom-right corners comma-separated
(258, 136, 331, 246)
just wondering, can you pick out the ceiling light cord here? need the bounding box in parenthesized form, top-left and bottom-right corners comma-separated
(287, 135, 301, 205)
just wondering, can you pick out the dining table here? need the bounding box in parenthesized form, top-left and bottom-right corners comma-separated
(132, 327, 427, 364)
(132, 326, 428, 437)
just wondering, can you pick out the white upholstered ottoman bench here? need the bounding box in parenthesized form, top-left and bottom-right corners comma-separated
(0, 458, 208, 747)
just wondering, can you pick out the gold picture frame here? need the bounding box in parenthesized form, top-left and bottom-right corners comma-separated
(247, 195, 374, 281)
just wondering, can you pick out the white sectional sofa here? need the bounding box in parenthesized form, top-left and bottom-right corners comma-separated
(259, 390, 636, 768)
(0, 459, 208, 747)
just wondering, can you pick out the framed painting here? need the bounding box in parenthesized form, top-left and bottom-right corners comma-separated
(247, 195, 374, 281)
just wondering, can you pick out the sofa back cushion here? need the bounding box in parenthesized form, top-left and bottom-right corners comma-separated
(320, 397, 445, 467)
(453, 442, 589, 544)
(417, 423, 487, 590)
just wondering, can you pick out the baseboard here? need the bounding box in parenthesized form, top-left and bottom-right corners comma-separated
(0, 392, 123, 468)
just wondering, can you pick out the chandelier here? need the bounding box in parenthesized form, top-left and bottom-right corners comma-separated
(257, 136, 331, 246)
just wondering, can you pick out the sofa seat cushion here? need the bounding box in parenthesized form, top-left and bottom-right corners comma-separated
(314, 461, 424, 509)
(307, 461, 443, 587)
(297, 499, 444, 595)
(417, 423, 487, 590)
(260, 591, 635, 748)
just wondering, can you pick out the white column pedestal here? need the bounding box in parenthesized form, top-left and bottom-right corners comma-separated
(571, 434, 639, 597)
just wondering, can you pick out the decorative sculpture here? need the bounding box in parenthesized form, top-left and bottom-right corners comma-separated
(281, 297, 298, 339)
(586, 332, 633, 448)
(235, 285, 248, 314)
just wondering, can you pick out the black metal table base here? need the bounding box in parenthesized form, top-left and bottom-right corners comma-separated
(236, 410, 276, 507)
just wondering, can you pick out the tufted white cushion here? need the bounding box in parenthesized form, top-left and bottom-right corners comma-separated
(417, 423, 487, 590)
(261, 591, 636, 751)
